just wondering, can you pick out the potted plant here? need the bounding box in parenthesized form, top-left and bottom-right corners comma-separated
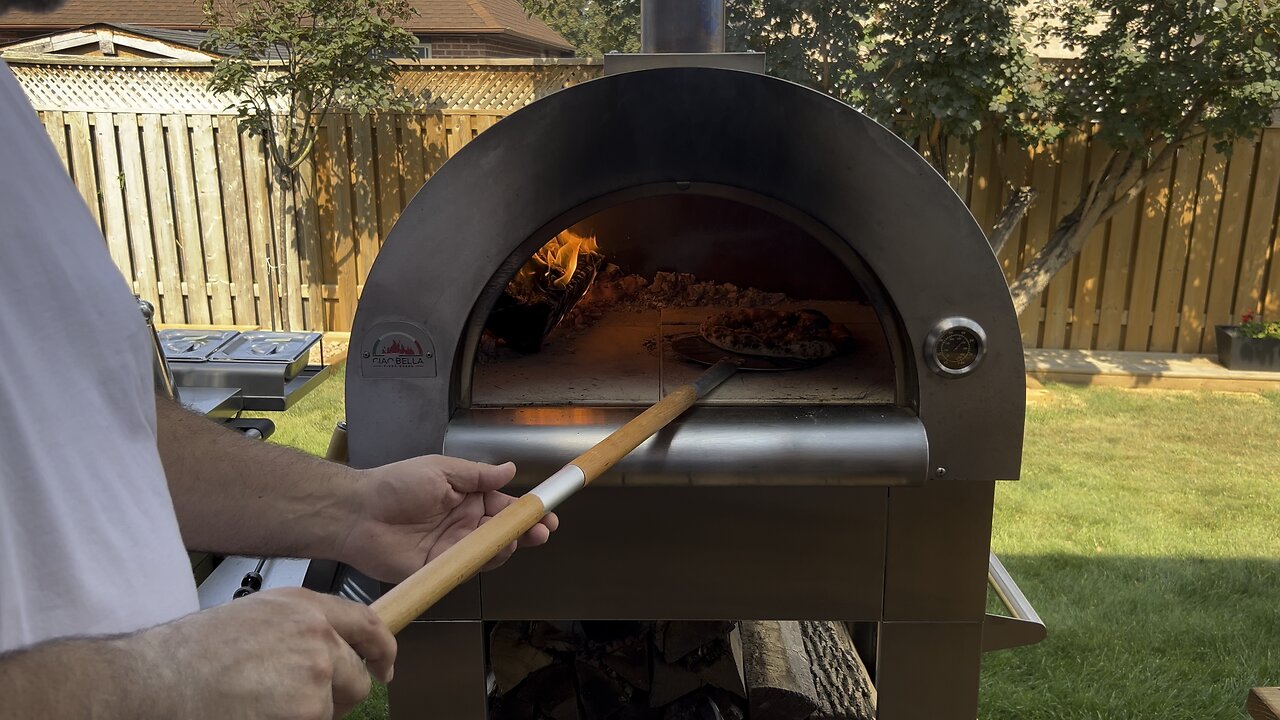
(1216, 312, 1280, 371)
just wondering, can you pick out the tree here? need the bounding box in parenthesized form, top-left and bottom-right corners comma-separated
(523, 1, 1280, 316)
(521, 0, 640, 55)
(203, 0, 417, 329)
(522, 0, 872, 96)
(998, 0, 1280, 313)
(851, 0, 1053, 158)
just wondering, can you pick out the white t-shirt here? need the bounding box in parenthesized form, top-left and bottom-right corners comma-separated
(0, 61, 198, 651)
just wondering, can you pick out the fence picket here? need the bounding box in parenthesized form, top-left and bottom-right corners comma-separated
(1068, 132, 1111, 349)
(1043, 129, 1089, 349)
(165, 114, 211, 324)
(214, 116, 257, 325)
(1176, 142, 1227, 353)
(240, 135, 276, 328)
(422, 112, 447, 177)
(1095, 172, 1141, 350)
(189, 115, 235, 322)
(1150, 137, 1207, 352)
(65, 112, 102, 229)
(116, 113, 159, 309)
(374, 114, 403, 247)
(349, 115, 379, 286)
(141, 114, 184, 322)
(41, 110, 68, 172)
(1121, 147, 1175, 351)
(297, 150, 324, 331)
(322, 120, 359, 331)
(1018, 143, 1060, 345)
(1238, 129, 1280, 322)
(400, 114, 428, 197)
(92, 113, 132, 282)
(1201, 139, 1258, 352)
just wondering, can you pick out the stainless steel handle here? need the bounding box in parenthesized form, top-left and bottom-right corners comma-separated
(983, 551, 1046, 652)
(138, 297, 181, 403)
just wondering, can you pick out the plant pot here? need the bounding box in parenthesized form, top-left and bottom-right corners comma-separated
(1215, 326, 1280, 371)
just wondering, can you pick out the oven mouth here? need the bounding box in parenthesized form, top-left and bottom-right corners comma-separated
(456, 182, 914, 411)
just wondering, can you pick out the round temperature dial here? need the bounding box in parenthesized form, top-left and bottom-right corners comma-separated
(925, 318, 987, 377)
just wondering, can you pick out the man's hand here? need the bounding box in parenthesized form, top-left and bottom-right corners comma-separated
(0, 588, 395, 720)
(337, 455, 559, 583)
(148, 588, 395, 720)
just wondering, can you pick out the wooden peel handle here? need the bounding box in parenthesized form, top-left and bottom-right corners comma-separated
(371, 493, 547, 633)
(369, 360, 738, 634)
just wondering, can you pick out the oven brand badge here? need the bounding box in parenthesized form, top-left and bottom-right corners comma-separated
(360, 322, 437, 378)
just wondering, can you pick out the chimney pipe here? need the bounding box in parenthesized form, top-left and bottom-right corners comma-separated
(641, 0, 725, 54)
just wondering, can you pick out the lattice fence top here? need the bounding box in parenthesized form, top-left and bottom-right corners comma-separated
(395, 62, 603, 111)
(5, 56, 604, 114)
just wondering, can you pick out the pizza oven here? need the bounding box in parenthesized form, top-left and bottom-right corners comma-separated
(344, 24, 1042, 719)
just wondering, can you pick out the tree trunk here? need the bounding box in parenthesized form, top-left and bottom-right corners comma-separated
(1007, 196, 1099, 316)
(989, 186, 1037, 258)
(273, 164, 296, 331)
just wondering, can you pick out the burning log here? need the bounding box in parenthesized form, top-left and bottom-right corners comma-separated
(487, 230, 603, 353)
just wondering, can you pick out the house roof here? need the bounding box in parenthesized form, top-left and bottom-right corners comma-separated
(0, 22, 221, 58)
(0, 0, 573, 51)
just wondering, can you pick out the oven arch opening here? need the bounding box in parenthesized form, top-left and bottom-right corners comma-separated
(456, 182, 914, 411)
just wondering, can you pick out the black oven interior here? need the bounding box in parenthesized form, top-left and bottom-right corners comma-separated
(466, 189, 902, 410)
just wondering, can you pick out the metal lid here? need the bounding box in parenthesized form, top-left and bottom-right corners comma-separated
(156, 329, 241, 362)
(211, 331, 323, 364)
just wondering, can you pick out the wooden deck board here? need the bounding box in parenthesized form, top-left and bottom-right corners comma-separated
(1247, 687, 1280, 720)
(1026, 348, 1280, 392)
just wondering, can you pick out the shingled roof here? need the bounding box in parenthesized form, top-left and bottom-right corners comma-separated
(0, 0, 573, 51)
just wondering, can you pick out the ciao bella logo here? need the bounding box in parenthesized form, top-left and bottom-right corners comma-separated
(369, 332, 429, 369)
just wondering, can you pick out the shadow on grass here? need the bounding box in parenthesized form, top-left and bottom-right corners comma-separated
(982, 554, 1280, 720)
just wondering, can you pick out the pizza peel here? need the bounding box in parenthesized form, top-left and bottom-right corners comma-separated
(369, 359, 740, 634)
(669, 332, 824, 371)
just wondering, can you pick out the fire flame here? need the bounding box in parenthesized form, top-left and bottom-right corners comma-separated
(508, 230, 601, 302)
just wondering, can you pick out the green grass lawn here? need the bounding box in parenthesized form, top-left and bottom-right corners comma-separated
(258, 369, 1280, 719)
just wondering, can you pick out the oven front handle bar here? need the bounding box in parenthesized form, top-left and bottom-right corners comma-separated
(369, 360, 739, 634)
(983, 551, 1047, 652)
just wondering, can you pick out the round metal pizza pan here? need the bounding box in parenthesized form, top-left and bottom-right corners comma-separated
(669, 333, 824, 371)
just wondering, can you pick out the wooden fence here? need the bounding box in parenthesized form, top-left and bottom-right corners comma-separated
(36, 109, 499, 332)
(956, 126, 1280, 354)
(32, 106, 1280, 354)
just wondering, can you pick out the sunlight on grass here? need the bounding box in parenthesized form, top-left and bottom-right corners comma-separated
(263, 373, 1280, 719)
(984, 386, 1280, 720)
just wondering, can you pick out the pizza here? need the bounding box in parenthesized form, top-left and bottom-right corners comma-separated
(699, 308, 852, 360)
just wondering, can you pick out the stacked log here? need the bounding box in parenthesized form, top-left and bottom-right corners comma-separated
(488, 620, 874, 720)
(738, 621, 874, 720)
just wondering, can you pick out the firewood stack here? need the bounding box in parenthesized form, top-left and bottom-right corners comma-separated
(487, 621, 874, 720)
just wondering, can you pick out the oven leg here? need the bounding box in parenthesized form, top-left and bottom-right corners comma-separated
(388, 620, 487, 719)
(874, 620, 983, 720)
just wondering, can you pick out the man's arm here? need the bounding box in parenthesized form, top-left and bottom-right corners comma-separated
(155, 395, 358, 561)
(155, 396, 557, 582)
(0, 587, 395, 720)
(0, 631, 161, 718)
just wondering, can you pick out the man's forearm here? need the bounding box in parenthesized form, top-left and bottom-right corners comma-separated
(0, 633, 172, 719)
(155, 396, 359, 559)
